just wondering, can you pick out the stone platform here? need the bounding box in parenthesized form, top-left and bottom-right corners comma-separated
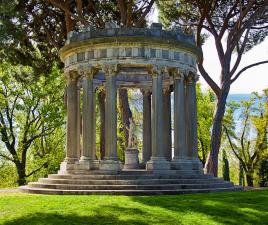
(19, 170, 242, 195)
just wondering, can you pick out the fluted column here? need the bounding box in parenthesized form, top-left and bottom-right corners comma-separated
(141, 88, 152, 165)
(77, 88, 81, 159)
(185, 72, 199, 159)
(80, 67, 98, 162)
(185, 72, 203, 171)
(163, 86, 172, 161)
(100, 65, 121, 171)
(146, 66, 170, 171)
(65, 70, 80, 163)
(170, 69, 190, 170)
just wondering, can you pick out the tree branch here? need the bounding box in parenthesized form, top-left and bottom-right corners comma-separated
(26, 161, 48, 177)
(240, 107, 250, 162)
(76, 0, 83, 18)
(48, 0, 90, 27)
(230, 28, 250, 76)
(198, 62, 221, 97)
(219, 0, 240, 40)
(136, 0, 155, 28)
(231, 60, 268, 84)
(0, 152, 14, 162)
(224, 125, 247, 170)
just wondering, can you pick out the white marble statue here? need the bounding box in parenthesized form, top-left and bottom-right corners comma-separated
(127, 118, 137, 148)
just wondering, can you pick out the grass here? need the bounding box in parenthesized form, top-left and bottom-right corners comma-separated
(0, 190, 268, 225)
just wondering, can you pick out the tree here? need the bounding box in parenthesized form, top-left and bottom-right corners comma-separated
(222, 149, 230, 181)
(196, 84, 215, 166)
(0, 1, 62, 73)
(257, 158, 268, 187)
(224, 90, 268, 186)
(157, 0, 268, 176)
(0, 0, 155, 149)
(0, 62, 65, 185)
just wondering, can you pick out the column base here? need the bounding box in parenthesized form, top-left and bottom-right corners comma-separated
(78, 159, 100, 170)
(60, 158, 78, 171)
(99, 160, 122, 172)
(146, 157, 170, 171)
(171, 158, 203, 173)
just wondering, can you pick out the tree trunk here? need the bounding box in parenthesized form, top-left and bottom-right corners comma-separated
(97, 89, 105, 160)
(65, 11, 73, 33)
(118, 89, 133, 148)
(239, 161, 244, 186)
(246, 172, 254, 187)
(205, 85, 230, 176)
(199, 137, 206, 167)
(15, 162, 26, 186)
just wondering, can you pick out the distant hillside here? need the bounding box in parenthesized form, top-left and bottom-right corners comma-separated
(227, 94, 251, 102)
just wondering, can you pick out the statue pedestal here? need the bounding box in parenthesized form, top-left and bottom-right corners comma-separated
(124, 148, 139, 169)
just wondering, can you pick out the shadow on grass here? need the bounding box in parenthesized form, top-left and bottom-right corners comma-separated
(130, 190, 268, 225)
(2, 212, 149, 225)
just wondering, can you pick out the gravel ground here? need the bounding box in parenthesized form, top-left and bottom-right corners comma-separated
(0, 188, 19, 193)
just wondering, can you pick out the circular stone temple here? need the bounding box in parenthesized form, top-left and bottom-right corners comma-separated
(20, 23, 241, 195)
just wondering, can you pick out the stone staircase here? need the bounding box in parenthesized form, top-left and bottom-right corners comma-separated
(20, 170, 242, 195)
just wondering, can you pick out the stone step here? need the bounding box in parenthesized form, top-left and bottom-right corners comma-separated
(48, 174, 214, 180)
(20, 186, 242, 195)
(120, 169, 153, 175)
(28, 182, 234, 190)
(39, 178, 228, 185)
(59, 169, 203, 176)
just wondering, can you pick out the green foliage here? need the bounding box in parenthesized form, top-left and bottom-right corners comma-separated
(0, 0, 58, 74)
(257, 158, 268, 187)
(0, 61, 65, 185)
(0, 162, 17, 188)
(223, 90, 268, 186)
(196, 84, 215, 166)
(26, 127, 65, 182)
(222, 149, 230, 181)
(117, 109, 126, 162)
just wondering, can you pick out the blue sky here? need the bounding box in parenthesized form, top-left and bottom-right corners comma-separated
(202, 37, 268, 94)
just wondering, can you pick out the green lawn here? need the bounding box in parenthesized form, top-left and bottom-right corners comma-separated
(0, 190, 267, 225)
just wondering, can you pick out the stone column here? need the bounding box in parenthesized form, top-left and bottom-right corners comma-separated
(99, 65, 121, 171)
(185, 71, 202, 171)
(146, 66, 170, 171)
(141, 88, 152, 166)
(80, 68, 99, 169)
(77, 88, 81, 159)
(60, 70, 80, 171)
(170, 69, 190, 170)
(163, 86, 172, 161)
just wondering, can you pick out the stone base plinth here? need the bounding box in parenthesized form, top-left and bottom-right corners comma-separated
(78, 159, 100, 170)
(124, 148, 139, 169)
(171, 159, 203, 173)
(191, 159, 203, 171)
(99, 160, 122, 172)
(146, 157, 170, 171)
(60, 158, 78, 171)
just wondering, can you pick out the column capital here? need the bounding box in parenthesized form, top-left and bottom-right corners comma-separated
(147, 65, 167, 78)
(185, 71, 199, 84)
(163, 85, 172, 95)
(102, 64, 119, 77)
(141, 88, 152, 96)
(168, 68, 185, 80)
(65, 70, 80, 82)
(79, 67, 99, 79)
